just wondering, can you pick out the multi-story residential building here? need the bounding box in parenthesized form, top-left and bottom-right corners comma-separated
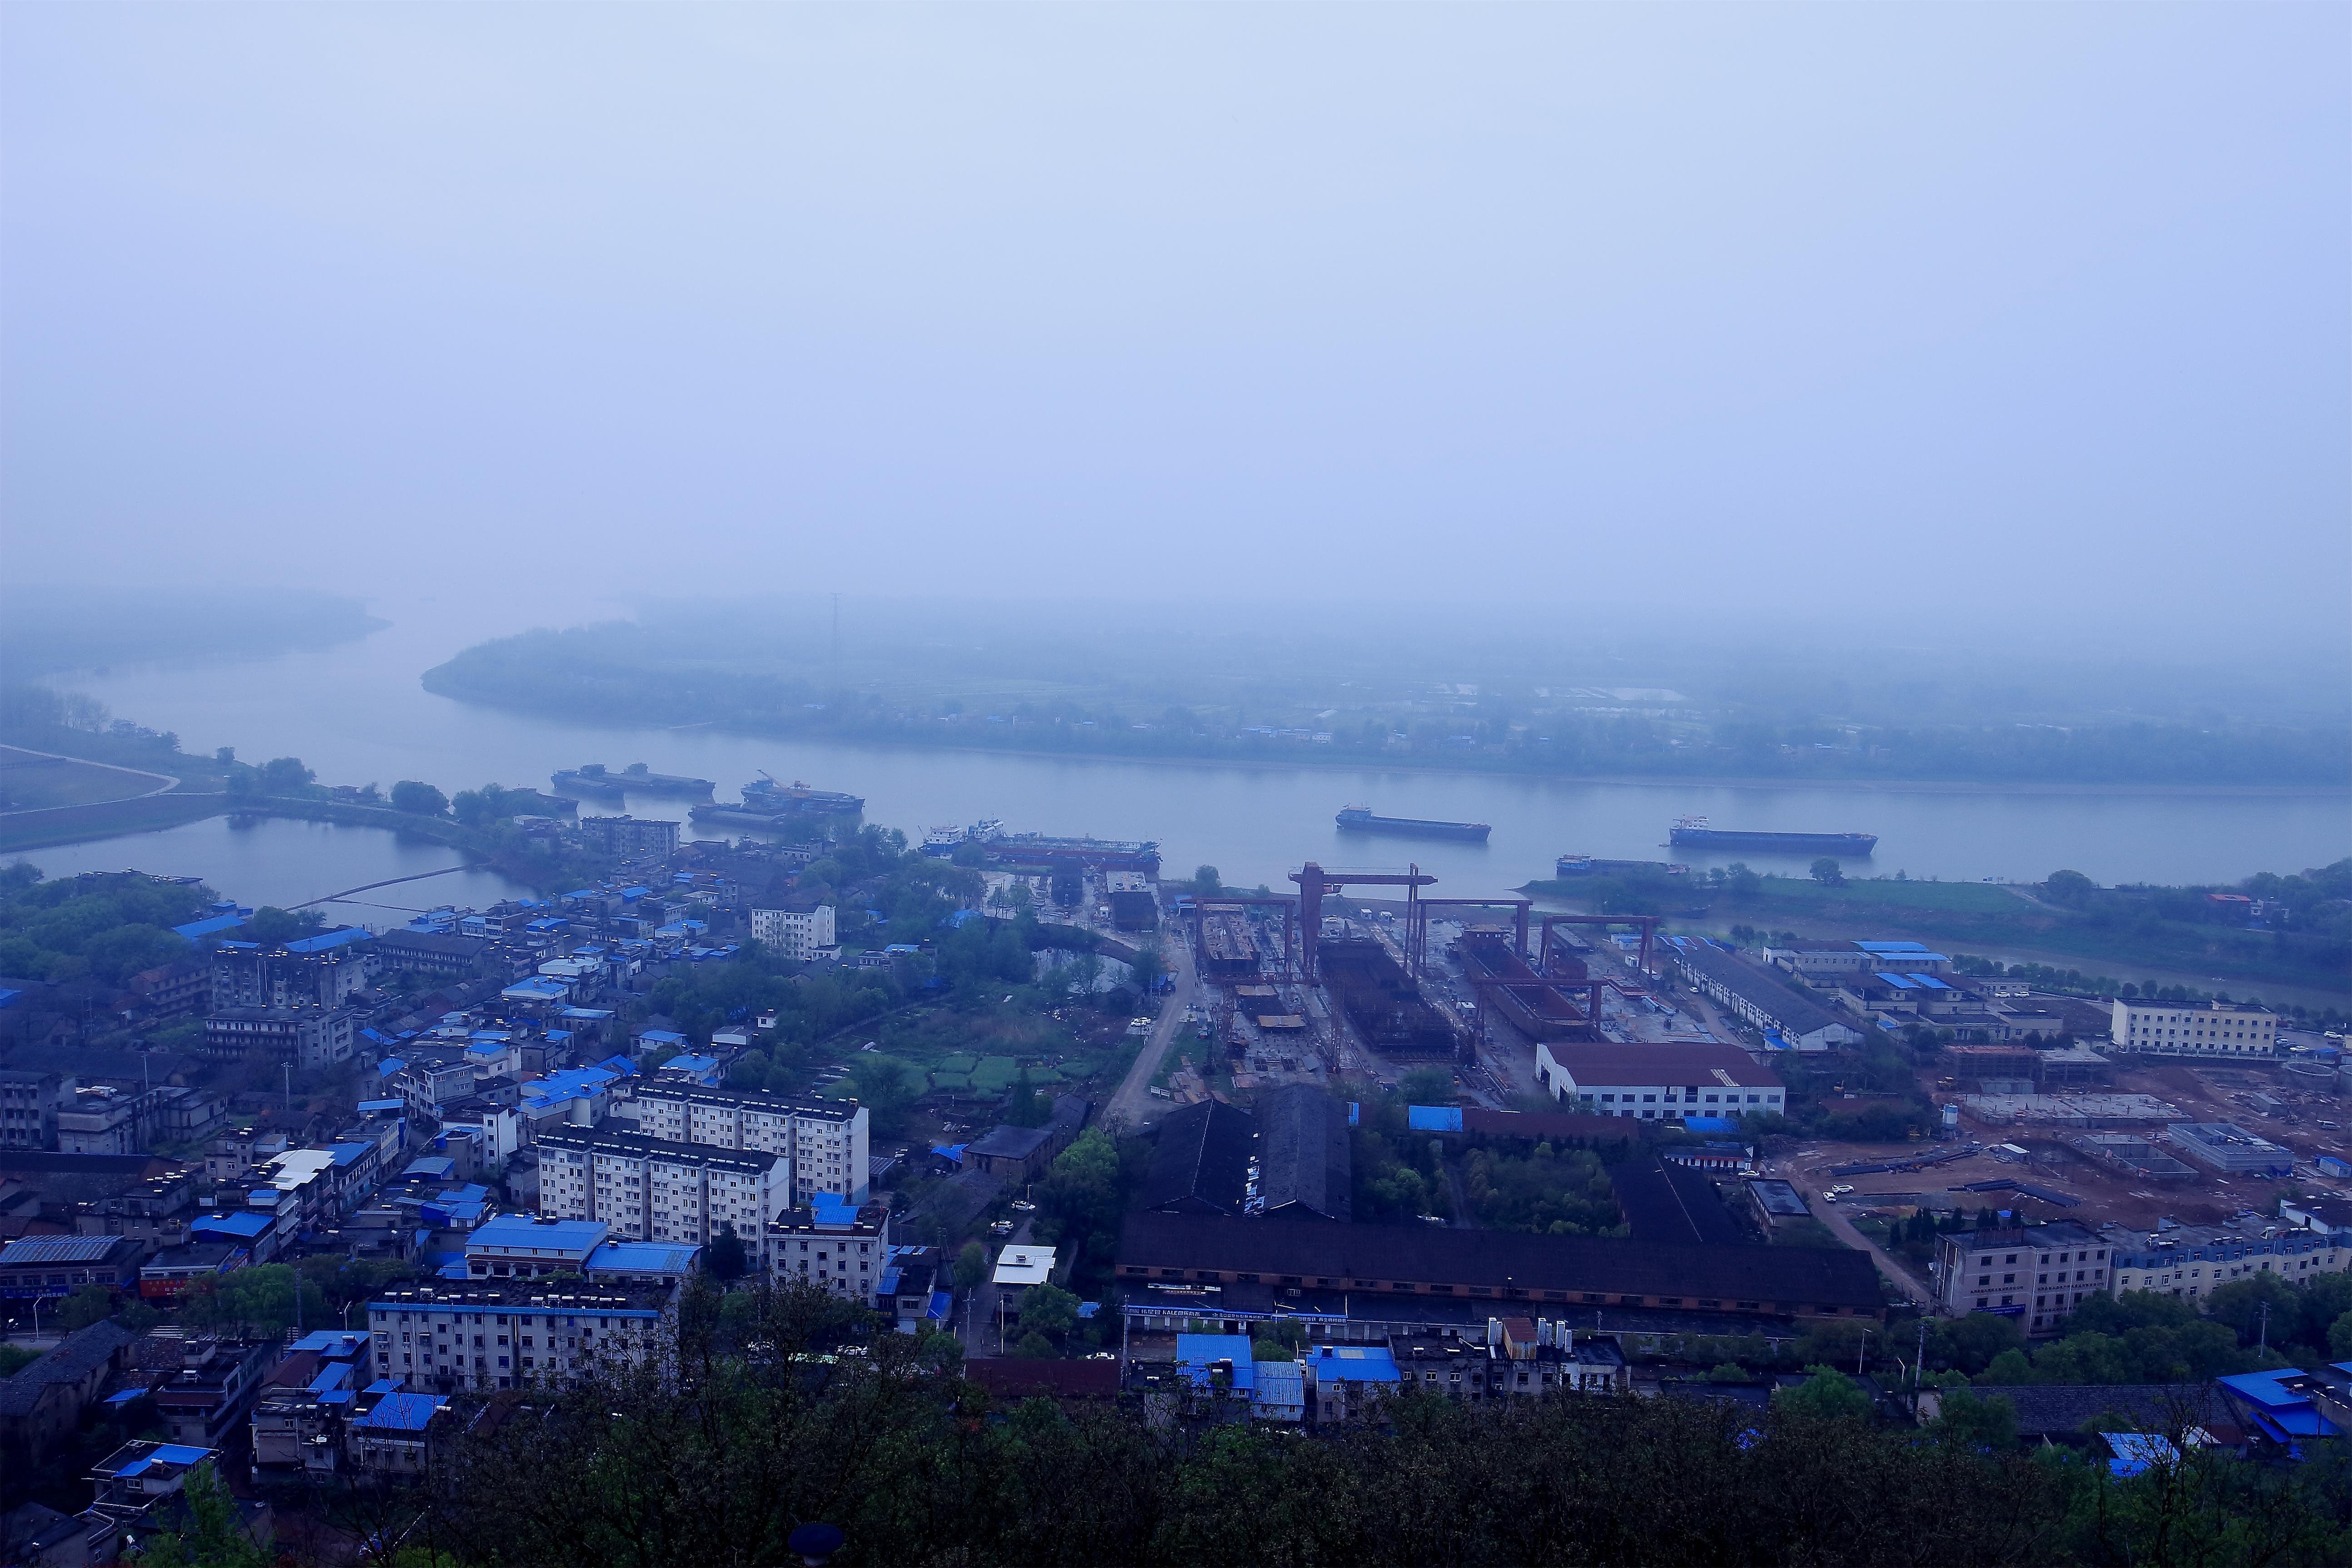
(576, 816, 682, 857)
(748, 902, 837, 962)
(151, 1338, 280, 1449)
(206, 1130, 291, 1187)
(1932, 1222, 2111, 1339)
(202, 1004, 363, 1069)
(0, 1068, 66, 1149)
(766, 1198, 891, 1301)
(208, 930, 375, 1010)
(618, 1083, 870, 1202)
(535, 1126, 790, 1246)
(367, 1281, 672, 1394)
(2109, 999, 2279, 1057)
(2102, 1221, 2349, 1301)
(1532, 1041, 1786, 1121)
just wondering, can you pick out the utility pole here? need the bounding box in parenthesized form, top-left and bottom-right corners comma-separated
(1856, 1328, 1869, 1376)
(283, 1063, 292, 1116)
(1914, 1315, 1929, 1415)
(2257, 1299, 2270, 1353)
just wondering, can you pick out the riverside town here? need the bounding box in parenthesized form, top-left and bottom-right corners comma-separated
(1, 739, 2350, 1562)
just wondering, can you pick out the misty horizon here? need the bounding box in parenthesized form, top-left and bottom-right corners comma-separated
(4, 5, 2347, 642)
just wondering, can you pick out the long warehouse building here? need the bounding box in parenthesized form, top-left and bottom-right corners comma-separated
(1116, 1213, 1883, 1324)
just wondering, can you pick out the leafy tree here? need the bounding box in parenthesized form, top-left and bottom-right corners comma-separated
(1018, 1282, 1080, 1339)
(1706, 1362, 1749, 1384)
(953, 1242, 988, 1294)
(1928, 1388, 2019, 1452)
(1400, 1067, 1457, 1104)
(1251, 1338, 1296, 1362)
(390, 779, 449, 815)
(127, 1460, 267, 1568)
(1775, 1365, 1871, 1421)
(1013, 1331, 1057, 1360)
(1192, 865, 1221, 894)
(846, 1055, 921, 1138)
(2331, 1310, 2352, 1359)
(2044, 869, 2097, 906)
(59, 1282, 117, 1330)
(1809, 857, 1845, 886)
(0, 1343, 41, 1376)
(916, 1330, 964, 1371)
(182, 1263, 326, 1336)
(242, 905, 324, 944)
(256, 756, 315, 794)
(707, 1222, 749, 1281)
(1130, 943, 1166, 992)
(1004, 1068, 1051, 1128)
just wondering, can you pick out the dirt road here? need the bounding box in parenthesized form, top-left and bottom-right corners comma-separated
(1104, 930, 1198, 1132)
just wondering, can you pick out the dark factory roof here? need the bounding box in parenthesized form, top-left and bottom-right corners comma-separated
(1256, 1084, 1350, 1222)
(1142, 1100, 1255, 1216)
(1117, 1212, 1884, 1312)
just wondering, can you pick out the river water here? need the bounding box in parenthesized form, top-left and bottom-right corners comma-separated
(26, 594, 2350, 912)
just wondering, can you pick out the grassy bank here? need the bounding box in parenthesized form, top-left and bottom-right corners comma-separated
(0, 793, 232, 856)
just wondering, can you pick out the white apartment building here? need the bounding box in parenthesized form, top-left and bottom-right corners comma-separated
(2110, 999, 2279, 1058)
(766, 1199, 892, 1301)
(368, 1281, 669, 1394)
(749, 904, 837, 961)
(535, 1126, 790, 1246)
(1533, 1041, 1785, 1119)
(618, 1083, 871, 1203)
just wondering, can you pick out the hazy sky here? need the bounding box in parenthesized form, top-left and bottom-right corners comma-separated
(3, 4, 2346, 631)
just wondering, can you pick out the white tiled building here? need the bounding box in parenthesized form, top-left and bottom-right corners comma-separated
(535, 1126, 790, 1246)
(1533, 1041, 1785, 1120)
(2110, 999, 2279, 1057)
(618, 1083, 871, 1202)
(748, 904, 837, 961)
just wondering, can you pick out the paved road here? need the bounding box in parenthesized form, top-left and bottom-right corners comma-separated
(963, 1216, 1036, 1355)
(1776, 1164, 1937, 1308)
(1104, 928, 1198, 1132)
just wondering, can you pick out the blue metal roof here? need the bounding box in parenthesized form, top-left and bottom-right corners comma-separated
(189, 1211, 273, 1239)
(1878, 972, 1917, 990)
(171, 914, 247, 940)
(354, 1392, 446, 1431)
(467, 1215, 607, 1255)
(1305, 1345, 1401, 1382)
(1176, 1334, 1256, 1392)
(284, 926, 373, 954)
(586, 1240, 700, 1275)
(1407, 1105, 1464, 1133)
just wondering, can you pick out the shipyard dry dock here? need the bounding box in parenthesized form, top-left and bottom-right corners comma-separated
(1318, 938, 1459, 1059)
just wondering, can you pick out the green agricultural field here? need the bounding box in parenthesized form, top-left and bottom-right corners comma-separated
(970, 1056, 1021, 1093)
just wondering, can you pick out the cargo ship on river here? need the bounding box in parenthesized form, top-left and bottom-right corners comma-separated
(1335, 806, 1491, 842)
(1667, 816, 1877, 856)
(922, 820, 1159, 871)
(688, 775, 865, 829)
(551, 762, 716, 800)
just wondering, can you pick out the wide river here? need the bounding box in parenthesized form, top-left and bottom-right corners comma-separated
(25, 594, 2349, 918)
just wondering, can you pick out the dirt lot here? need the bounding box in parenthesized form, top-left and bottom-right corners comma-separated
(1772, 1055, 2352, 1237)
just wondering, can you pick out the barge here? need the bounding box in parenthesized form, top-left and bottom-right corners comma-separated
(1335, 806, 1492, 842)
(1667, 816, 1877, 856)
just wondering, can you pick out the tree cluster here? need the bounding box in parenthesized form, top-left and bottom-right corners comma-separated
(336, 1278, 2352, 1568)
